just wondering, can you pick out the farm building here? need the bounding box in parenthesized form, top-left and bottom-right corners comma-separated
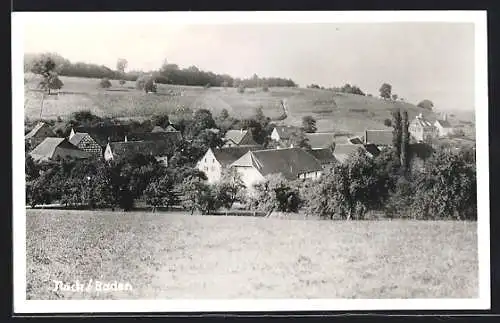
(270, 125, 302, 142)
(434, 114, 453, 137)
(304, 132, 336, 150)
(364, 129, 393, 149)
(25, 122, 56, 151)
(332, 144, 366, 164)
(230, 148, 323, 189)
(29, 137, 91, 162)
(196, 145, 262, 183)
(73, 124, 131, 148)
(104, 140, 173, 166)
(409, 113, 437, 142)
(68, 131, 103, 157)
(223, 129, 258, 147)
(307, 148, 337, 168)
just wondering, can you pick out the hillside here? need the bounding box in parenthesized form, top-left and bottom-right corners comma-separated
(24, 75, 438, 134)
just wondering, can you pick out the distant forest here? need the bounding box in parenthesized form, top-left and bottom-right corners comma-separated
(24, 53, 298, 88)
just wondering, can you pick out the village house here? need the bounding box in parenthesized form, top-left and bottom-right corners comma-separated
(73, 124, 131, 148)
(223, 129, 258, 147)
(364, 129, 393, 150)
(307, 148, 337, 169)
(409, 113, 437, 142)
(196, 145, 262, 183)
(25, 122, 56, 151)
(29, 137, 91, 162)
(270, 125, 302, 143)
(230, 147, 323, 190)
(68, 130, 103, 158)
(104, 140, 172, 166)
(332, 144, 366, 164)
(304, 132, 337, 150)
(434, 113, 453, 137)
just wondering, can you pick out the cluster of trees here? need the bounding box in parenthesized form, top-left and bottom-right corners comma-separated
(25, 53, 297, 89)
(332, 83, 365, 96)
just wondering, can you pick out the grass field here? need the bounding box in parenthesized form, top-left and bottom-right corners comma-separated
(23, 75, 444, 133)
(26, 209, 478, 300)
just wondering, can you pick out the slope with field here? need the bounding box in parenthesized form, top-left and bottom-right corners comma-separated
(24, 75, 437, 134)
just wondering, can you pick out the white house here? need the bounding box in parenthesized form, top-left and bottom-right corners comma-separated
(223, 129, 258, 147)
(434, 113, 453, 137)
(409, 113, 437, 142)
(196, 145, 261, 183)
(229, 147, 323, 190)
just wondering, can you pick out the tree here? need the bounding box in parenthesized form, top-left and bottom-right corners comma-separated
(116, 58, 128, 73)
(99, 78, 112, 88)
(215, 168, 246, 209)
(144, 78, 157, 93)
(237, 84, 245, 93)
(401, 110, 410, 173)
(302, 115, 317, 133)
(417, 99, 434, 110)
(392, 109, 402, 166)
(250, 174, 302, 215)
(379, 83, 392, 99)
(392, 94, 398, 101)
(175, 176, 218, 215)
(30, 54, 64, 95)
(144, 174, 176, 212)
(384, 118, 392, 127)
(187, 109, 216, 139)
(287, 131, 311, 150)
(151, 113, 170, 129)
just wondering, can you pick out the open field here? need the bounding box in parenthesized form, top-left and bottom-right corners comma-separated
(24, 75, 439, 133)
(26, 209, 478, 299)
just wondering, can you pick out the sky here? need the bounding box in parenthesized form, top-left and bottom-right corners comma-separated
(22, 21, 475, 111)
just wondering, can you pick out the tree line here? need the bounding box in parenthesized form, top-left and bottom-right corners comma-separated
(25, 53, 297, 88)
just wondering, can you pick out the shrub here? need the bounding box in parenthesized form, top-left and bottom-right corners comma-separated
(384, 118, 392, 127)
(262, 85, 269, 92)
(119, 79, 126, 86)
(237, 84, 245, 93)
(99, 78, 112, 88)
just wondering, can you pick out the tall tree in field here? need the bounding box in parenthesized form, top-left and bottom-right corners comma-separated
(302, 115, 317, 133)
(116, 58, 128, 85)
(401, 110, 410, 173)
(392, 109, 402, 165)
(379, 83, 392, 99)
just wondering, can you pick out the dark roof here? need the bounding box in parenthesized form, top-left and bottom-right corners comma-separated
(30, 137, 90, 162)
(435, 119, 452, 128)
(25, 122, 55, 139)
(75, 124, 131, 147)
(108, 140, 173, 159)
(348, 136, 364, 145)
(127, 131, 182, 144)
(68, 132, 90, 146)
(224, 130, 250, 145)
(363, 144, 381, 157)
(332, 144, 364, 163)
(364, 129, 393, 146)
(273, 126, 302, 140)
(308, 148, 337, 165)
(305, 133, 336, 149)
(212, 145, 262, 166)
(231, 148, 322, 180)
(411, 116, 434, 128)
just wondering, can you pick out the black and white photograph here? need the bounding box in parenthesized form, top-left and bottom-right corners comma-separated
(12, 11, 490, 313)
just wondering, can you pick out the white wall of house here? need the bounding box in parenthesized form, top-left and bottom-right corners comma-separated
(232, 166, 266, 190)
(104, 144, 114, 161)
(434, 122, 453, 137)
(297, 170, 322, 180)
(196, 149, 223, 184)
(270, 129, 281, 141)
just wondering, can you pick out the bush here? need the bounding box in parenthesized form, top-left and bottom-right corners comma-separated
(237, 85, 245, 93)
(119, 79, 126, 86)
(99, 78, 112, 88)
(262, 85, 269, 92)
(384, 118, 392, 127)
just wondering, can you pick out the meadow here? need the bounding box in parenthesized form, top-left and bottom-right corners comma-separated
(23, 75, 447, 134)
(26, 209, 478, 299)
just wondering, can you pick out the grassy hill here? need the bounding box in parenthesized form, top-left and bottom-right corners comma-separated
(24, 75, 438, 134)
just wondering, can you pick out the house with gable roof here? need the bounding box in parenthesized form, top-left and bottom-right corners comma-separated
(270, 125, 302, 143)
(409, 113, 437, 142)
(230, 147, 323, 190)
(223, 129, 258, 147)
(25, 122, 56, 151)
(68, 131, 102, 157)
(434, 113, 453, 137)
(196, 145, 262, 183)
(29, 137, 91, 162)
